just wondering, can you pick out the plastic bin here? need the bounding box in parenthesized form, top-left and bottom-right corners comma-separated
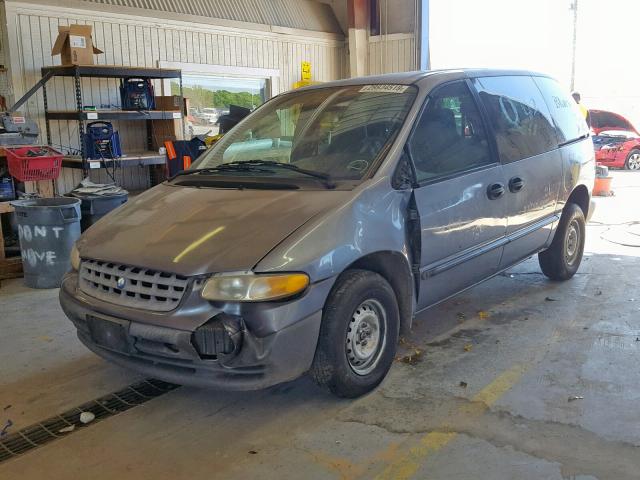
(6, 146, 63, 182)
(11, 197, 81, 288)
(71, 192, 128, 231)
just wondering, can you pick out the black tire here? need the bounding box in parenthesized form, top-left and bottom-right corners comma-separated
(625, 149, 640, 170)
(310, 269, 400, 398)
(538, 203, 585, 281)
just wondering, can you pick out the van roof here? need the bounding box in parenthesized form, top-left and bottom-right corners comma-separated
(297, 68, 554, 90)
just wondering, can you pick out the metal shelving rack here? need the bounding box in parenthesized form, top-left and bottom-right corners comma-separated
(40, 65, 184, 176)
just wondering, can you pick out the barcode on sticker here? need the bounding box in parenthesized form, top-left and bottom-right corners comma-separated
(359, 85, 409, 94)
(70, 35, 87, 49)
(172, 112, 181, 119)
(86, 112, 98, 119)
(89, 161, 101, 169)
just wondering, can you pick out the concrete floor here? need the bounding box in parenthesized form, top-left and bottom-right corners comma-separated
(1, 171, 639, 480)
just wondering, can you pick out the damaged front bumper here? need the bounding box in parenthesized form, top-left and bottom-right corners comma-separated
(59, 272, 334, 390)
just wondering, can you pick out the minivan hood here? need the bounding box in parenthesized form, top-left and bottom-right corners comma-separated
(77, 183, 350, 276)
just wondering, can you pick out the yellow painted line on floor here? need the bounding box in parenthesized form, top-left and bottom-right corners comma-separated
(375, 363, 528, 480)
(474, 364, 528, 406)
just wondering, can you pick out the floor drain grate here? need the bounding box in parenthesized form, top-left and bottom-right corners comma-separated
(0, 378, 179, 463)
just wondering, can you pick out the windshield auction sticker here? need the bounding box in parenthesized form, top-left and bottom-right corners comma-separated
(359, 85, 409, 93)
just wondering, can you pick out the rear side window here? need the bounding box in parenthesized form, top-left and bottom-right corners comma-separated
(408, 81, 492, 182)
(474, 76, 558, 163)
(533, 76, 589, 144)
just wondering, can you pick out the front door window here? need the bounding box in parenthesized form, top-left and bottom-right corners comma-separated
(408, 81, 493, 182)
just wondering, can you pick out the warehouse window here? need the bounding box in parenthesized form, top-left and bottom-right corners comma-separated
(160, 62, 280, 140)
(170, 76, 267, 138)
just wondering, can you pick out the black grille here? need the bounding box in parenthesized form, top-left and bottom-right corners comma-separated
(0, 379, 179, 463)
(79, 259, 189, 312)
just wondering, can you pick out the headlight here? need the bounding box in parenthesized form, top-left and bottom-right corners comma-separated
(70, 244, 81, 271)
(201, 273, 309, 302)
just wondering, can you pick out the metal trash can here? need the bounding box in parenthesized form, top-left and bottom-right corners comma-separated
(11, 197, 81, 288)
(71, 192, 128, 231)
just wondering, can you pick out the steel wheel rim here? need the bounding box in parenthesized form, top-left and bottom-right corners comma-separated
(346, 299, 387, 376)
(628, 153, 640, 170)
(565, 220, 580, 265)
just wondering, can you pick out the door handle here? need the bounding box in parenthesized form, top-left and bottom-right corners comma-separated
(487, 182, 505, 200)
(509, 176, 525, 193)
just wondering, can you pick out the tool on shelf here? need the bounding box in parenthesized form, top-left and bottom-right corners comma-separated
(120, 78, 155, 110)
(0, 114, 39, 145)
(0, 79, 47, 146)
(83, 122, 122, 160)
(83, 121, 122, 183)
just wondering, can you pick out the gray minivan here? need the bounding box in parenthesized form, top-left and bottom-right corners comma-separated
(60, 69, 595, 398)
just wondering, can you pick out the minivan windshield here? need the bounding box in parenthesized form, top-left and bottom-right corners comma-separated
(190, 84, 417, 184)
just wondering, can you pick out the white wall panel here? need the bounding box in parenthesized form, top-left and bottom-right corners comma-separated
(368, 34, 416, 76)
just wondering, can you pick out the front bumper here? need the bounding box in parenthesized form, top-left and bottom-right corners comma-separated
(59, 272, 334, 390)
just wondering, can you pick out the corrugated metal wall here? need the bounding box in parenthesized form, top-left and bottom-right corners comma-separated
(3, 1, 346, 193)
(368, 34, 416, 75)
(80, 0, 343, 34)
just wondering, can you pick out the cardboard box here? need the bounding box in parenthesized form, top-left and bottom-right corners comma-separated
(150, 120, 184, 150)
(51, 25, 103, 65)
(154, 96, 182, 111)
(150, 97, 188, 150)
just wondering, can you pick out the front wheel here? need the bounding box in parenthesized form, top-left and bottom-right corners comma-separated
(310, 270, 400, 398)
(625, 149, 640, 170)
(538, 203, 586, 281)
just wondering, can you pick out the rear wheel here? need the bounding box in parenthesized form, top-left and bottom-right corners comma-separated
(310, 270, 399, 398)
(538, 203, 585, 281)
(625, 149, 640, 170)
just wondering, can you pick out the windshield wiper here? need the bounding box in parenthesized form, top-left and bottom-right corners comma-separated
(171, 160, 335, 188)
(232, 160, 335, 188)
(169, 163, 276, 180)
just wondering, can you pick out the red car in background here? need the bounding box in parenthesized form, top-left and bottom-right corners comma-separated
(590, 109, 640, 170)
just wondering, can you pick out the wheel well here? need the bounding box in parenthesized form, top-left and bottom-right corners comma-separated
(347, 251, 414, 335)
(567, 185, 590, 218)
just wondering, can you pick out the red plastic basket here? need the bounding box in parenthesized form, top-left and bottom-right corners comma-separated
(5, 146, 63, 182)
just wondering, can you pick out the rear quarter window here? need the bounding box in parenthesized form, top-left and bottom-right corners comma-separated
(533, 76, 589, 144)
(474, 75, 558, 163)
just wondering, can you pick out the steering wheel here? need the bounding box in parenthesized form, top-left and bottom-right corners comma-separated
(347, 159, 370, 172)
